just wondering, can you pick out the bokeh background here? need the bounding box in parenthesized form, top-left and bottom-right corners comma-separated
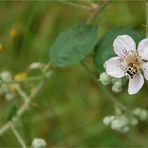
(0, 0, 147, 147)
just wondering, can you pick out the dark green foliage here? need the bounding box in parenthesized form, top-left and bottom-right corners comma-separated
(49, 24, 98, 67)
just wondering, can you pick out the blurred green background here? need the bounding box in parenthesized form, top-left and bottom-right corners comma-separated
(0, 0, 148, 147)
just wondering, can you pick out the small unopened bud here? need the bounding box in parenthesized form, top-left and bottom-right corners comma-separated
(5, 93, 15, 101)
(111, 78, 121, 84)
(120, 126, 130, 133)
(133, 108, 141, 116)
(133, 108, 148, 121)
(139, 110, 148, 121)
(99, 72, 111, 85)
(103, 116, 112, 126)
(29, 62, 44, 70)
(0, 71, 12, 81)
(111, 115, 128, 130)
(112, 81, 122, 93)
(32, 138, 46, 148)
(130, 117, 138, 126)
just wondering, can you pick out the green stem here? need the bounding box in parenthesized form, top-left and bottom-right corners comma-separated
(86, 0, 97, 8)
(57, 0, 92, 10)
(86, 0, 109, 24)
(0, 64, 52, 137)
(81, 61, 126, 111)
(146, 0, 148, 37)
(15, 85, 28, 102)
(10, 123, 27, 148)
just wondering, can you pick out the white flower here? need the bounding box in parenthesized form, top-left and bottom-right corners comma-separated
(104, 35, 148, 95)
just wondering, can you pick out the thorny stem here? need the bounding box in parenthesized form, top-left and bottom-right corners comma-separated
(0, 64, 52, 138)
(10, 123, 27, 148)
(146, 0, 148, 37)
(86, 0, 109, 24)
(81, 61, 126, 111)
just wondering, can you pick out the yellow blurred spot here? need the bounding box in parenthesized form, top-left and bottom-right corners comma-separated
(0, 44, 4, 52)
(14, 73, 28, 81)
(10, 28, 17, 37)
(9, 85, 17, 93)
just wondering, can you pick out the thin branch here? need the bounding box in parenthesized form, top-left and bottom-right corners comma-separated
(81, 61, 126, 111)
(0, 75, 45, 84)
(86, 0, 97, 8)
(10, 123, 27, 148)
(86, 0, 109, 24)
(57, 0, 92, 10)
(0, 64, 52, 137)
(15, 85, 28, 102)
(146, 0, 148, 37)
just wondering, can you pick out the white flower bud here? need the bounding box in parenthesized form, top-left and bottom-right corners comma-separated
(0, 71, 12, 81)
(99, 72, 111, 85)
(29, 62, 44, 70)
(32, 138, 46, 148)
(112, 81, 122, 93)
(5, 93, 15, 101)
(130, 117, 138, 126)
(111, 118, 121, 130)
(139, 110, 148, 121)
(111, 115, 128, 130)
(111, 78, 121, 85)
(103, 116, 113, 126)
(120, 126, 130, 133)
(133, 108, 148, 121)
(133, 108, 141, 116)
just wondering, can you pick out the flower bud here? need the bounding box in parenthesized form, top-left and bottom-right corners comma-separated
(133, 108, 148, 121)
(99, 72, 111, 85)
(5, 93, 15, 101)
(103, 116, 113, 126)
(130, 117, 138, 126)
(111, 115, 128, 130)
(111, 78, 120, 84)
(0, 71, 12, 81)
(32, 138, 46, 148)
(139, 110, 148, 121)
(29, 62, 44, 70)
(112, 81, 122, 93)
(120, 126, 130, 133)
(133, 108, 141, 116)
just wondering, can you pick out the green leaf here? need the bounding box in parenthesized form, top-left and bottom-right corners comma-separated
(49, 24, 98, 67)
(94, 27, 145, 72)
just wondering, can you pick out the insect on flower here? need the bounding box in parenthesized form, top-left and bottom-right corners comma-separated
(104, 35, 148, 95)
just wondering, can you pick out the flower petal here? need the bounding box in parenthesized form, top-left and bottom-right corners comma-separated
(104, 57, 126, 78)
(138, 38, 148, 60)
(113, 35, 136, 56)
(128, 72, 144, 95)
(141, 62, 148, 80)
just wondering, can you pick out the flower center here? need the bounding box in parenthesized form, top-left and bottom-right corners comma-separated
(125, 51, 142, 79)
